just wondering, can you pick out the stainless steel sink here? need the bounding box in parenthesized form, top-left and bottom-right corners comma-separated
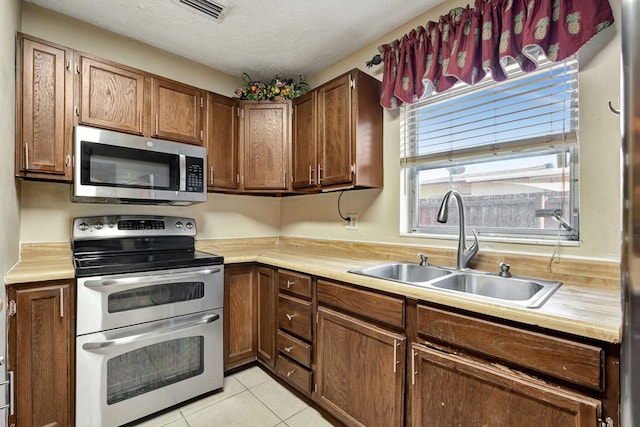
(429, 272, 561, 308)
(348, 262, 561, 308)
(349, 262, 452, 284)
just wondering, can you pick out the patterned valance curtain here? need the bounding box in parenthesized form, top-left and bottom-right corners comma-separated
(379, 0, 614, 109)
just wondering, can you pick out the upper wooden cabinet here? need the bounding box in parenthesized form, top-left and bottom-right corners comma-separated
(151, 77, 205, 145)
(77, 54, 147, 135)
(206, 93, 239, 191)
(16, 34, 73, 181)
(238, 101, 291, 192)
(292, 68, 383, 191)
(291, 91, 317, 189)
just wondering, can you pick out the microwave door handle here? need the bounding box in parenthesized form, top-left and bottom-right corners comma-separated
(83, 267, 221, 290)
(82, 313, 220, 353)
(179, 154, 186, 192)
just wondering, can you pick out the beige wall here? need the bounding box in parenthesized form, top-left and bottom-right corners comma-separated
(3, 0, 22, 272)
(18, 0, 623, 263)
(281, 0, 623, 262)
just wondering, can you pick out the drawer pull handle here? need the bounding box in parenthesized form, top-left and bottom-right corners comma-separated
(286, 280, 294, 289)
(286, 313, 296, 321)
(284, 346, 294, 353)
(286, 369, 296, 377)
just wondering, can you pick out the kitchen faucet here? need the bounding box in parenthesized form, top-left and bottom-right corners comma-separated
(437, 189, 479, 269)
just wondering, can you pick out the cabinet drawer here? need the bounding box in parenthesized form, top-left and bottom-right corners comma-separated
(277, 330, 312, 368)
(277, 355, 312, 394)
(416, 305, 604, 390)
(317, 280, 404, 329)
(278, 294, 312, 340)
(278, 270, 312, 299)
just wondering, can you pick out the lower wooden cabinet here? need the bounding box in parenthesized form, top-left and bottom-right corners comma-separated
(316, 306, 406, 427)
(257, 266, 277, 368)
(7, 280, 74, 427)
(410, 343, 601, 427)
(224, 265, 258, 370)
(275, 269, 314, 394)
(224, 265, 618, 427)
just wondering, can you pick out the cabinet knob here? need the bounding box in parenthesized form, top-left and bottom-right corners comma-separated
(286, 313, 296, 321)
(286, 369, 296, 377)
(284, 346, 294, 353)
(286, 280, 294, 289)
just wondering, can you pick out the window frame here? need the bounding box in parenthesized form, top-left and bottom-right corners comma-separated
(400, 57, 580, 244)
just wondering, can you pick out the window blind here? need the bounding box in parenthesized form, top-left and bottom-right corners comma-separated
(400, 57, 579, 166)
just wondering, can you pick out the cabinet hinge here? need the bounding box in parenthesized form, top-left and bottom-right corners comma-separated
(200, 96, 204, 108)
(200, 129, 204, 140)
(314, 383, 318, 393)
(350, 164, 355, 174)
(599, 417, 614, 427)
(350, 77, 355, 89)
(8, 300, 16, 317)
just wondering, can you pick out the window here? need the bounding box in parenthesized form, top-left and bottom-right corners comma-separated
(401, 56, 579, 242)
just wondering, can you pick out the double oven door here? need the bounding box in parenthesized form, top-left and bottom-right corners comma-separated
(75, 265, 224, 427)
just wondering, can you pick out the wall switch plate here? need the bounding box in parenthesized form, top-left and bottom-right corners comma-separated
(345, 214, 359, 230)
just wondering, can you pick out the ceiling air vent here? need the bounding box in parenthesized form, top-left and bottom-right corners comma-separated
(179, 0, 228, 22)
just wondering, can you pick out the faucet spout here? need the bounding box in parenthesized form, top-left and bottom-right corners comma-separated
(437, 190, 479, 269)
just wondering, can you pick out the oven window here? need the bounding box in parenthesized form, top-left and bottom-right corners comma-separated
(107, 336, 204, 405)
(108, 282, 205, 313)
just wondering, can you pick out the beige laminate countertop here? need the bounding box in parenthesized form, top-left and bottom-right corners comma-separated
(5, 241, 621, 344)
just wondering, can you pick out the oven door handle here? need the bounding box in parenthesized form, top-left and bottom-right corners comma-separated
(83, 267, 221, 290)
(82, 313, 220, 352)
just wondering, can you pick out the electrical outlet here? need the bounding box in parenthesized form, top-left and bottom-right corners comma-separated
(345, 214, 359, 230)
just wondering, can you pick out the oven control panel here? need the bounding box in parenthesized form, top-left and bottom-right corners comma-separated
(73, 215, 196, 239)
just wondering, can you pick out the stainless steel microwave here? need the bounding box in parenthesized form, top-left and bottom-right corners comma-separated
(73, 126, 207, 205)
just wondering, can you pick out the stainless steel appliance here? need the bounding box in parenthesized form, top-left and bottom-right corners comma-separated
(73, 126, 207, 205)
(73, 215, 224, 427)
(622, 0, 640, 425)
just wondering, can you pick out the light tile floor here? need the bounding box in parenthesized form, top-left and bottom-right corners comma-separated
(132, 366, 340, 427)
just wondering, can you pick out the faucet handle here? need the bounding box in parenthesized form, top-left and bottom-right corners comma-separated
(498, 262, 512, 278)
(466, 229, 479, 256)
(417, 253, 429, 266)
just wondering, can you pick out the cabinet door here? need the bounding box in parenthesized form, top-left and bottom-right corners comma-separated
(152, 77, 204, 145)
(257, 266, 277, 368)
(292, 91, 318, 189)
(207, 93, 238, 190)
(16, 35, 73, 180)
(224, 266, 257, 370)
(317, 74, 353, 187)
(410, 343, 601, 427)
(78, 55, 146, 135)
(316, 306, 405, 427)
(240, 102, 290, 191)
(10, 282, 73, 427)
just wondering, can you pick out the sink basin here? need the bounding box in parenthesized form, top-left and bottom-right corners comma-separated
(429, 273, 561, 308)
(349, 262, 561, 308)
(349, 262, 452, 284)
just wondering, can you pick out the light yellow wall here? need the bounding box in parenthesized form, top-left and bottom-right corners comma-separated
(18, 3, 281, 243)
(282, 0, 623, 262)
(2, 0, 22, 271)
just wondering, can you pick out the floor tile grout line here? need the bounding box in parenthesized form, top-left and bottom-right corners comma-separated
(245, 386, 288, 424)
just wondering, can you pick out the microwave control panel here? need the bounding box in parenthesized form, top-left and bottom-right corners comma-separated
(186, 157, 204, 193)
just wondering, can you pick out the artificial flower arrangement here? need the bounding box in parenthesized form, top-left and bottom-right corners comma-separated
(234, 73, 309, 102)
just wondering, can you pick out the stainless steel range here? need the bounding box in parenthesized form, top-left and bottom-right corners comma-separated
(72, 215, 224, 427)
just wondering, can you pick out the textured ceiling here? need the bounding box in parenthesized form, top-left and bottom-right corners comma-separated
(24, 0, 445, 81)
